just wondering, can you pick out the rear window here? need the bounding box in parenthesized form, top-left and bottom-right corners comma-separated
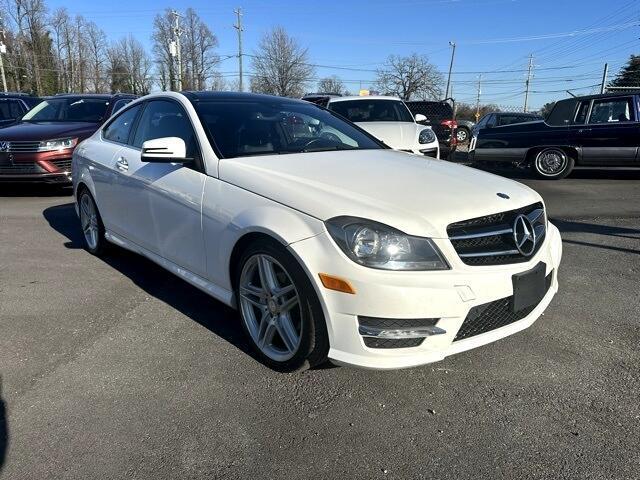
(329, 99, 414, 123)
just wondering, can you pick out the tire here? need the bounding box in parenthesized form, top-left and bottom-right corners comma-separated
(77, 188, 107, 255)
(456, 127, 470, 143)
(531, 147, 574, 180)
(234, 239, 329, 372)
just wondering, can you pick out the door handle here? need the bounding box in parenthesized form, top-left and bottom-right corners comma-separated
(115, 157, 129, 171)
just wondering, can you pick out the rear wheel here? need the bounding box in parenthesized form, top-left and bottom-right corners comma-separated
(78, 189, 107, 255)
(532, 147, 574, 180)
(235, 239, 329, 371)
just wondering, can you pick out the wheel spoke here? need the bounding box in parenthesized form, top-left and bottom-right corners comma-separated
(258, 317, 277, 349)
(276, 313, 299, 353)
(280, 294, 299, 314)
(273, 283, 295, 298)
(257, 255, 278, 294)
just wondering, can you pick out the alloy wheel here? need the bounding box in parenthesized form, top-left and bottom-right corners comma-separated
(456, 128, 468, 143)
(239, 254, 303, 362)
(79, 193, 99, 250)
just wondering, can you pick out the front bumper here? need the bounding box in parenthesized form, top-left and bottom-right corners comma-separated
(288, 222, 562, 370)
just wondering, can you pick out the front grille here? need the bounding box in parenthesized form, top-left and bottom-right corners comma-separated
(1, 141, 41, 153)
(447, 202, 546, 266)
(454, 271, 553, 341)
(363, 337, 424, 349)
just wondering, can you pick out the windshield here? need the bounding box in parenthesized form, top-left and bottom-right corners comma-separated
(329, 99, 414, 123)
(22, 98, 109, 123)
(196, 100, 383, 159)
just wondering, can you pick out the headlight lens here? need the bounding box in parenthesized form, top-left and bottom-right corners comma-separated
(418, 128, 436, 144)
(38, 137, 77, 152)
(326, 216, 449, 271)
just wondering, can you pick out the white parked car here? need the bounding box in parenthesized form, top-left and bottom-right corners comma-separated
(73, 92, 562, 371)
(326, 95, 440, 158)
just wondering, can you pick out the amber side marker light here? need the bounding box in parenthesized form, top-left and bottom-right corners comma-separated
(318, 273, 356, 294)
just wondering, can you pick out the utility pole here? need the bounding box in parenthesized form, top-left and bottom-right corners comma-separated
(0, 17, 7, 93)
(445, 41, 456, 100)
(233, 8, 243, 92)
(523, 54, 534, 113)
(171, 10, 183, 91)
(600, 62, 609, 94)
(475, 74, 482, 122)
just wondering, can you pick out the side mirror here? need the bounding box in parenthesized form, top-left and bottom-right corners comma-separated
(141, 137, 190, 163)
(414, 114, 427, 123)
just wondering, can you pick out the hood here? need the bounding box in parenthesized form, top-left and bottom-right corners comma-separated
(355, 122, 423, 149)
(0, 121, 99, 141)
(219, 150, 542, 238)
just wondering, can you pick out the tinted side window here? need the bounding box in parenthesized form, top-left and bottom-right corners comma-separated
(132, 100, 198, 157)
(588, 98, 634, 124)
(10, 100, 24, 118)
(486, 114, 497, 127)
(103, 105, 142, 144)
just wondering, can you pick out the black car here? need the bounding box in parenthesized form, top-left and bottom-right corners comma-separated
(0, 93, 41, 128)
(470, 92, 640, 179)
(301, 93, 342, 108)
(405, 100, 457, 157)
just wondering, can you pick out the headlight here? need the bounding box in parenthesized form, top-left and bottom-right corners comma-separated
(38, 137, 77, 152)
(326, 216, 449, 271)
(418, 128, 436, 144)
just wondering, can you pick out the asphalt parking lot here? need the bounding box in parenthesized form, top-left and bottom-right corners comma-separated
(1, 166, 639, 480)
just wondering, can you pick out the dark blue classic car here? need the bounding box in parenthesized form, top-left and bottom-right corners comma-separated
(469, 92, 640, 179)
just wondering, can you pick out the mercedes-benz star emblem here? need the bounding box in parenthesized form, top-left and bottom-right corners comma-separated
(0, 141, 8, 152)
(513, 214, 536, 256)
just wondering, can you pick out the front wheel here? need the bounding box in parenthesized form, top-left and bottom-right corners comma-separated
(235, 240, 329, 371)
(532, 147, 574, 180)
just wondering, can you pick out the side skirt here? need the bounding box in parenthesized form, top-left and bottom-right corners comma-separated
(104, 230, 235, 308)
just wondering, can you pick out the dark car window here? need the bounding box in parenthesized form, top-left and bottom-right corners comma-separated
(23, 97, 109, 122)
(476, 114, 489, 129)
(103, 104, 142, 144)
(329, 99, 414, 123)
(195, 100, 382, 159)
(588, 98, 634, 124)
(486, 114, 497, 127)
(132, 100, 199, 159)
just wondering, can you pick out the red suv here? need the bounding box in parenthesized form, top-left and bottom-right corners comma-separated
(0, 93, 136, 184)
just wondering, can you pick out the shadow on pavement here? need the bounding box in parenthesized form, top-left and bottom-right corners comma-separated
(0, 376, 8, 474)
(42, 202, 257, 363)
(0, 183, 72, 197)
(553, 218, 640, 255)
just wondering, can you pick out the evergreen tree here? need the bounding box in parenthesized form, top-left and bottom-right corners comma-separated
(610, 55, 640, 88)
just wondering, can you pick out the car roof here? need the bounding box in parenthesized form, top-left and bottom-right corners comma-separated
(328, 95, 403, 103)
(45, 93, 137, 100)
(181, 91, 310, 105)
(562, 90, 640, 102)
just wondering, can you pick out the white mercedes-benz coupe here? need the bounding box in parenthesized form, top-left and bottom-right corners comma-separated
(73, 91, 562, 371)
(327, 95, 440, 158)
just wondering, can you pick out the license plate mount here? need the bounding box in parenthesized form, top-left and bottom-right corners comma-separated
(511, 262, 546, 312)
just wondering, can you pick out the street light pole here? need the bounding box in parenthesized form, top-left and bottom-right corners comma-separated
(445, 41, 456, 100)
(233, 8, 244, 92)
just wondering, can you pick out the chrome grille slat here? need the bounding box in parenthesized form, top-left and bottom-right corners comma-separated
(447, 202, 546, 266)
(1, 141, 42, 153)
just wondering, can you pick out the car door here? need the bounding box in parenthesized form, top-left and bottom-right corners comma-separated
(129, 99, 207, 277)
(579, 96, 638, 165)
(90, 103, 144, 236)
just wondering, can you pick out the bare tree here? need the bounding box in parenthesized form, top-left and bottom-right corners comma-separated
(375, 53, 443, 101)
(107, 36, 151, 94)
(209, 72, 227, 91)
(250, 26, 314, 97)
(317, 75, 345, 94)
(152, 9, 175, 91)
(182, 8, 218, 90)
(84, 21, 107, 92)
